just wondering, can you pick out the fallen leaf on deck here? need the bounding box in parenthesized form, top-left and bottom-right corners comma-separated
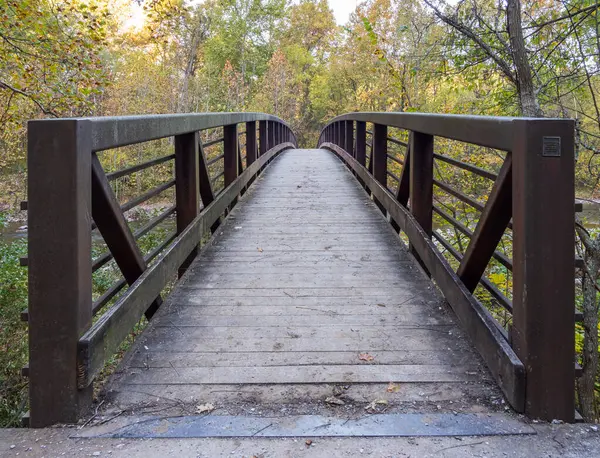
(387, 382, 400, 393)
(332, 385, 349, 396)
(359, 353, 375, 362)
(257, 247, 263, 252)
(377, 303, 386, 307)
(365, 399, 389, 412)
(305, 440, 313, 447)
(196, 403, 215, 414)
(325, 396, 345, 406)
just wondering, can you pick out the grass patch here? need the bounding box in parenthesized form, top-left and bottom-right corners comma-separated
(0, 237, 28, 426)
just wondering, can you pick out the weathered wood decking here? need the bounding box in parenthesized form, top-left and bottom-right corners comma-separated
(104, 149, 501, 419)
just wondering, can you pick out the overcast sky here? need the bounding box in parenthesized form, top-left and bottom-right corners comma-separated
(127, 1, 362, 29)
(327, 0, 360, 24)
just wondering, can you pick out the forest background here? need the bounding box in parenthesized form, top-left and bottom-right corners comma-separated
(2, 0, 600, 426)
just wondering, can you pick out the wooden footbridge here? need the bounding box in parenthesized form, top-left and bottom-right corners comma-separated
(24, 112, 576, 432)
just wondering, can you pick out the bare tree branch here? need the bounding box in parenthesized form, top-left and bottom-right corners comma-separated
(422, 0, 517, 85)
(0, 81, 58, 117)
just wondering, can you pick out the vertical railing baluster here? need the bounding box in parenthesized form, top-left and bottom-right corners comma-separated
(259, 120, 267, 157)
(175, 131, 200, 275)
(339, 121, 347, 152)
(372, 123, 388, 213)
(224, 123, 238, 208)
(278, 123, 282, 145)
(409, 131, 433, 271)
(511, 119, 575, 422)
(246, 121, 257, 166)
(269, 121, 275, 150)
(356, 121, 366, 166)
(346, 120, 354, 157)
(368, 124, 374, 175)
(334, 122, 339, 146)
(224, 124, 239, 186)
(28, 119, 93, 427)
(409, 132, 433, 236)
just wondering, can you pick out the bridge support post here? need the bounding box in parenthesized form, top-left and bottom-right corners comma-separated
(511, 119, 575, 422)
(224, 123, 239, 208)
(409, 132, 433, 235)
(224, 124, 239, 185)
(409, 132, 433, 272)
(246, 121, 257, 166)
(27, 119, 93, 427)
(372, 123, 388, 214)
(259, 121, 267, 157)
(345, 121, 354, 157)
(269, 121, 275, 151)
(354, 121, 367, 189)
(246, 121, 258, 188)
(356, 122, 366, 166)
(175, 132, 200, 276)
(339, 122, 347, 152)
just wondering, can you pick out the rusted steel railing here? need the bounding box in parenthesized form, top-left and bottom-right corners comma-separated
(318, 113, 576, 422)
(26, 113, 296, 427)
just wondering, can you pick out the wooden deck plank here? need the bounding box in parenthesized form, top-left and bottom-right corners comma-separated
(122, 365, 483, 385)
(158, 304, 443, 316)
(107, 149, 502, 416)
(148, 314, 450, 326)
(128, 350, 475, 368)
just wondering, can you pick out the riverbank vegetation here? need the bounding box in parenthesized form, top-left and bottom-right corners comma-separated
(1, 0, 600, 424)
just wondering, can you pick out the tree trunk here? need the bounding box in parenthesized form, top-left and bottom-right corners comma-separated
(576, 227, 600, 421)
(178, 22, 205, 113)
(506, 0, 542, 117)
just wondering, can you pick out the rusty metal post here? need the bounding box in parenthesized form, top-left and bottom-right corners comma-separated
(356, 122, 366, 166)
(410, 132, 434, 236)
(259, 120, 267, 157)
(246, 121, 257, 166)
(346, 121, 354, 157)
(175, 131, 200, 275)
(409, 131, 434, 271)
(511, 119, 575, 422)
(372, 123, 388, 213)
(269, 121, 275, 150)
(224, 124, 239, 186)
(224, 123, 239, 209)
(28, 119, 93, 427)
(333, 122, 338, 146)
